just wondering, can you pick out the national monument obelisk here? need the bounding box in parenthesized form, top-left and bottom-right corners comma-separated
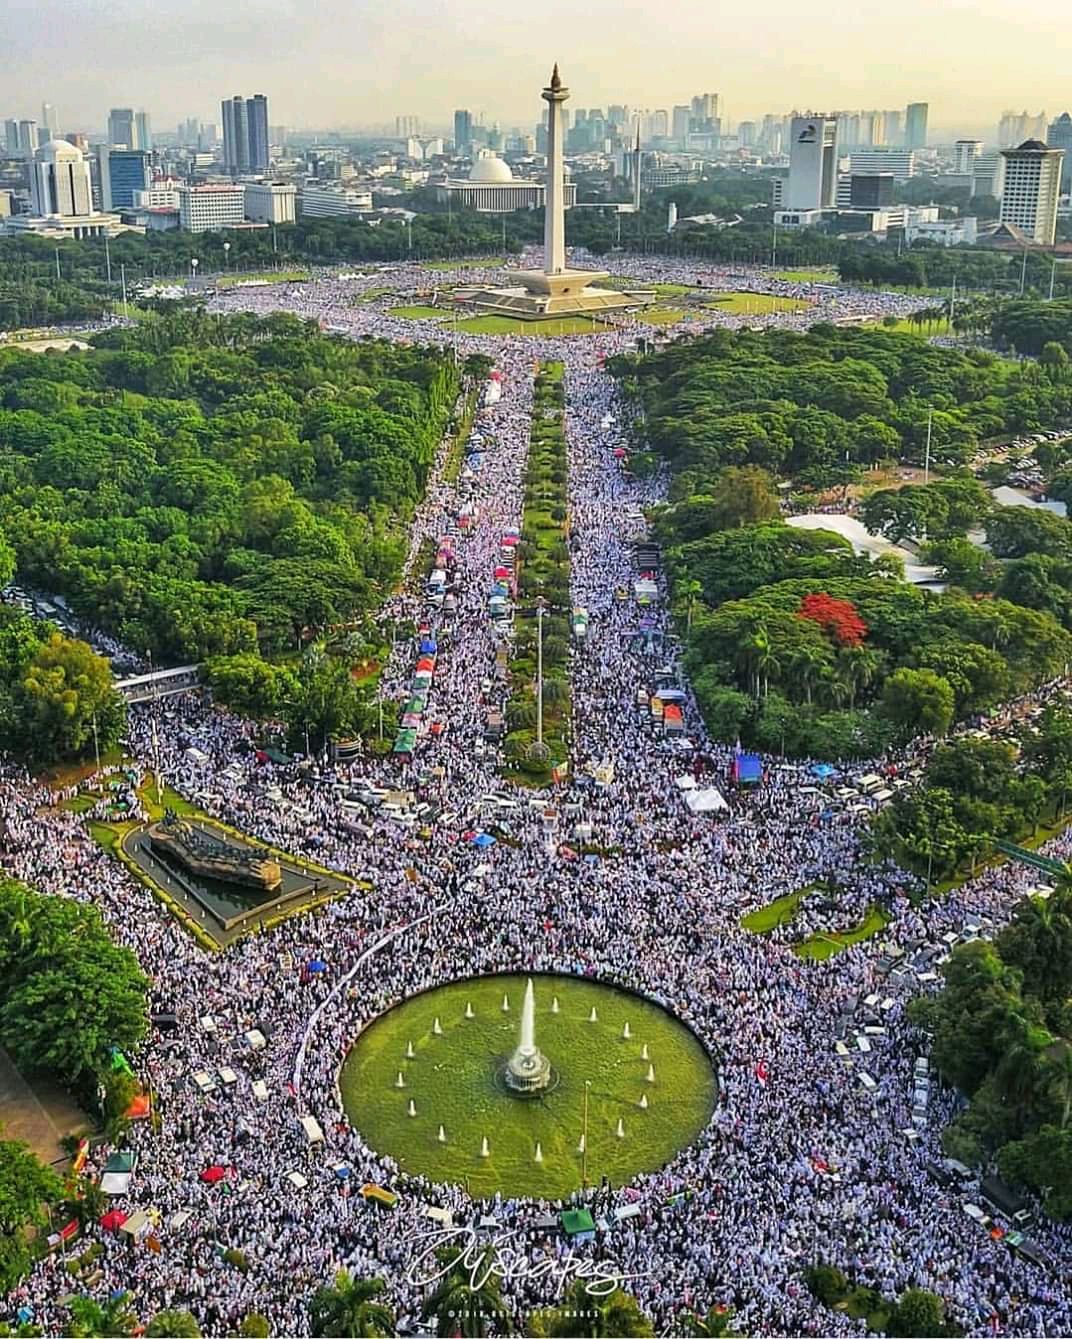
(464, 65, 653, 320)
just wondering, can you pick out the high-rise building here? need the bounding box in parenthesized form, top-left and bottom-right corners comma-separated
(177, 182, 246, 231)
(30, 137, 92, 216)
(41, 102, 59, 137)
(998, 110, 1048, 148)
(135, 111, 152, 152)
(108, 108, 137, 148)
(396, 114, 420, 137)
(97, 147, 150, 210)
(972, 153, 1006, 200)
(1048, 113, 1072, 192)
(787, 115, 838, 209)
(904, 102, 928, 150)
(651, 109, 669, 139)
(221, 95, 269, 172)
(247, 95, 269, 171)
(1000, 139, 1065, 244)
(954, 140, 983, 175)
(19, 119, 39, 156)
(671, 105, 690, 146)
(737, 120, 756, 147)
(454, 109, 473, 151)
(848, 147, 917, 181)
(4, 120, 19, 155)
(243, 181, 296, 224)
(884, 110, 902, 146)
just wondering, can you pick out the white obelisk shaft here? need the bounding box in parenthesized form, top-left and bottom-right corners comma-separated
(542, 65, 568, 276)
(519, 977, 537, 1057)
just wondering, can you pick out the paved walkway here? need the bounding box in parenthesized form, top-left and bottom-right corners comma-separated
(0, 1046, 86, 1166)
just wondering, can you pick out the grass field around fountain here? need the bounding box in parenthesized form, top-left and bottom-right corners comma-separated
(339, 973, 716, 1199)
(706, 291, 811, 314)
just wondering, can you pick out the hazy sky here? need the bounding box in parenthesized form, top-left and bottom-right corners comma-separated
(4, 0, 1070, 137)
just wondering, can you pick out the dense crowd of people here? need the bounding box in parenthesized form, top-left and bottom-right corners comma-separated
(2, 258, 1069, 1336)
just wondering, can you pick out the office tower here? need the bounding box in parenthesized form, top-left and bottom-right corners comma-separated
(108, 107, 137, 148)
(972, 153, 1006, 199)
(904, 102, 928, 150)
(396, 114, 420, 137)
(651, 109, 669, 139)
(884, 109, 902, 146)
(454, 109, 473, 151)
(19, 119, 39, 155)
(1048, 113, 1072, 192)
(4, 120, 19, 155)
(954, 140, 983, 175)
(222, 96, 249, 171)
(177, 183, 246, 231)
(848, 147, 917, 181)
(672, 105, 690, 146)
(135, 111, 152, 151)
(243, 182, 297, 224)
(30, 138, 92, 215)
(246, 95, 269, 171)
(97, 147, 150, 209)
(999, 110, 1048, 147)
(1000, 139, 1065, 243)
(738, 120, 756, 147)
(787, 115, 838, 209)
(198, 123, 217, 152)
(41, 102, 59, 137)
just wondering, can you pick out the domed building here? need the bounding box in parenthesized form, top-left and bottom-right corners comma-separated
(5, 137, 127, 239)
(436, 150, 576, 213)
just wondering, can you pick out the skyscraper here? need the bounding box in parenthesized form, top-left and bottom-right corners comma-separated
(19, 120, 39, 156)
(135, 111, 152, 152)
(222, 96, 249, 172)
(1000, 139, 1065, 244)
(454, 109, 473, 151)
(30, 137, 92, 216)
(41, 102, 59, 137)
(954, 140, 983, 175)
(904, 102, 928, 150)
(1047, 113, 1072, 192)
(4, 120, 19, 155)
(247, 95, 269, 171)
(97, 146, 150, 209)
(786, 114, 839, 210)
(108, 108, 137, 148)
(671, 105, 690, 146)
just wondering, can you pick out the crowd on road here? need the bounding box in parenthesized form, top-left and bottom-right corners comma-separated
(3, 258, 1071, 1336)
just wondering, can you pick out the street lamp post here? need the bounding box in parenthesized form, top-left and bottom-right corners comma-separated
(190, 256, 199, 287)
(223, 241, 231, 272)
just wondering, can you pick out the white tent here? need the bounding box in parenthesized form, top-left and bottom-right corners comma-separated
(684, 787, 729, 815)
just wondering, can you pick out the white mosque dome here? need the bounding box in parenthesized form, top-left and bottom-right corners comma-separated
(38, 138, 81, 158)
(469, 154, 514, 184)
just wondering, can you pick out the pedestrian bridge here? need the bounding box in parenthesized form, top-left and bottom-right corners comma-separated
(114, 664, 202, 704)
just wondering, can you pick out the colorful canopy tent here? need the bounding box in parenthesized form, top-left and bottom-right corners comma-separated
(560, 1208, 596, 1238)
(733, 753, 763, 785)
(199, 1165, 227, 1184)
(419, 640, 437, 654)
(393, 728, 418, 755)
(100, 1209, 127, 1232)
(809, 763, 837, 779)
(684, 787, 729, 815)
(360, 1183, 399, 1208)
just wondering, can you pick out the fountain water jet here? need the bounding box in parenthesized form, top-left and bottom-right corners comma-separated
(504, 977, 552, 1094)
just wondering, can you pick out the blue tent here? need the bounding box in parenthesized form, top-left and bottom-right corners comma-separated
(419, 639, 437, 655)
(809, 762, 837, 778)
(307, 960, 327, 974)
(471, 832, 496, 849)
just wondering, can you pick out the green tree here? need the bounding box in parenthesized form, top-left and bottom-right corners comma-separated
(421, 1247, 508, 1338)
(206, 653, 300, 720)
(879, 668, 955, 738)
(885, 1287, 947, 1338)
(236, 1317, 271, 1338)
(540, 1283, 652, 1338)
(145, 1313, 202, 1338)
(15, 632, 126, 765)
(66, 1293, 137, 1339)
(310, 1271, 396, 1338)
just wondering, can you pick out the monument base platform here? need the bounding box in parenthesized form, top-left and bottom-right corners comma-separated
(457, 269, 655, 321)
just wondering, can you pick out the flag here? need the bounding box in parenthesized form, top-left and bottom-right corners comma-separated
(755, 1061, 768, 1086)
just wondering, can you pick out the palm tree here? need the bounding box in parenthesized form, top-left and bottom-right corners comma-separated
(66, 1293, 137, 1339)
(680, 1304, 737, 1337)
(310, 1271, 395, 1338)
(994, 1014, 1047, 1123)
(421, 1247, 508, 1337)
(791, 644, 828, 707)
(145, 1312, 201, 1338)
(836, 645, 882, 708)
(541, 1283, 652, 1337)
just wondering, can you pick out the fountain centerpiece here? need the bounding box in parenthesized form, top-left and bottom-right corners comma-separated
(504, 977, 553, 1094)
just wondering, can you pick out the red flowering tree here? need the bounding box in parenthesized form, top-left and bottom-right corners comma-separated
(798, 593, 868, 647)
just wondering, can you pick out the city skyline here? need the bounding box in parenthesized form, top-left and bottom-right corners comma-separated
(4, 0, 1071, 137)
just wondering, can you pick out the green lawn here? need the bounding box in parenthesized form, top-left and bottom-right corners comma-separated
(353, 287, 393, 303)
(773, 269, 839, 284)
(339, 973, 716, 1199)
(872, 316, 952, 336)
(795, 905, 892, 961)
(421, 257, 504, 270)
(635, 307, 689, 325)
(596, 278, 695, 298)
(741, 889, 805, 932)
(388, 304, 447, 320)
(707, 292, 811, 314)
(454, 314, 612, 336)
(217, 269, 310, 287)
